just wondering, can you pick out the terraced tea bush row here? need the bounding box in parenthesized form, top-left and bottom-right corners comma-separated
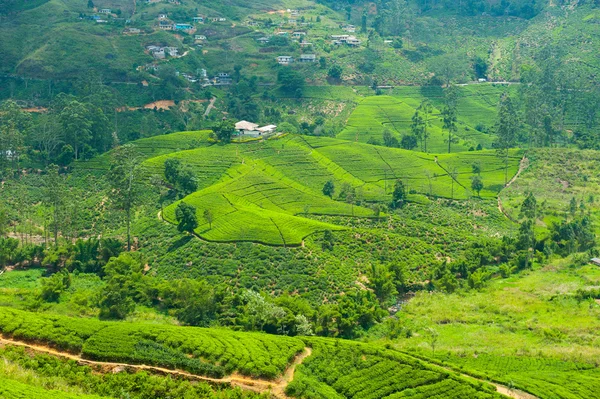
(287, 338, 505, 399)
(437, 353, 600, 399)
(0, 377, 107, 399)
(0, 308, 304, 379)
(0, 346, 267, 399)
(0, 307, 105, 352)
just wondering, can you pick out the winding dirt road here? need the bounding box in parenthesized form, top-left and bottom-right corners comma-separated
(0, 335, 311, 397)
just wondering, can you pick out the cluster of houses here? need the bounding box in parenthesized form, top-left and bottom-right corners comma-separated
(146, 45, 179, 59)
(235, 121, 277, 138)
(331, 35, 361, 46)
(156, 13, 226, 32)
(276, 54, 316, 65)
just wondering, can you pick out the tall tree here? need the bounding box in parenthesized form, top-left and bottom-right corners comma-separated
(175, 202, 198, 234)
(495, 93, 519, 185)
(42, 164, 67, 246)
(442, 87, 458, 153)
(59, 100, 92, 160)
(0, 100, 31, 174)
(418, 100, 433, 152)
(107, 144, 142, 251)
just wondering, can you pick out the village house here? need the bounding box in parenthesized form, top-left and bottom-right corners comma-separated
(209, 17, 227, 22)
(343, 24, 356, 33)
(173, 23, 194, 32)
(195, 34, 207, 42)
(299, 41, 313, 48)
(164, 46, 179, 57)
(99, 8, 111, 14)
(298, 54, 316, 63)
(158, 20, 172, 30)
(152, 49, 165, 59)
(215, 72, 232, 85)
(292, 31, 306, 38)
(331, 34, 360, 46)
(235, 121, 277, 138)
(591, 258, 600, 267)
(288, 19, 297, 25)
(277, 55, 294, 65)
(256, 37, 270, 44)
(193, 16, 204, 23)
(125, 27, 141, 34)
(158, 13, 168, 20)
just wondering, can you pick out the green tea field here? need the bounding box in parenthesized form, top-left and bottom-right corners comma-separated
(112, 131, 523, 245)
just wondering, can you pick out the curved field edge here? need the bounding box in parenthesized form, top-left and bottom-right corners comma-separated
(0, 308, 514, 399)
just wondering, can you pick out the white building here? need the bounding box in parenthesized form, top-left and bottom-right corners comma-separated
(277, 55, 294, 65)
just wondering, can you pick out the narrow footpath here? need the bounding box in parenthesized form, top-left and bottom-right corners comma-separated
(0, 336, 311, 398)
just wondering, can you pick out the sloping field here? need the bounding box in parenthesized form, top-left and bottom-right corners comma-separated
(0, 307, 304, 379)
(337, 95, 493, 153)
(140, 133, 520, 244)
(0, 308, 509, 399)
(287, 338, 506, 399)
(0, 377, 107, 399)
(78, 130, 214, 171)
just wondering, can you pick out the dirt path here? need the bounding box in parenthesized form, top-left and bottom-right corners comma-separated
(204, 96, 217, 117)
(493, 383, 539, 399)
(497, 156, 529, 221)
(0, 335, 311, 398)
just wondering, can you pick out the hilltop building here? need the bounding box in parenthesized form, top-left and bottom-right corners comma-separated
(235, 121, 277, 138)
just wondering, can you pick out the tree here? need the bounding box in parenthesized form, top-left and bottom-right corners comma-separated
(164, 158, 181, 185)
(322, 180, 335, 198)
(442, 87, 458, 153)
(424, 327, 439, 356)
(175, 202, 198, 234)
(107, 144, 142, 251)
(0, 100, 31, 173)
(277, 68, 305, 95)
(383, 130, 399, 148)
(417, 100, 434, 152)
(214, 119, 235, 143)
(59, 100, 92, 160)
(87, 0, 94, 8)
(368, 264, 397, 304)
(99, 253, 144, 320)
(327, 65, 343, 81)
(43, 164, 67, 246)
(449, 167, 458, 200)
(471, 174, 483, 197)
(495, 93, 519, 185)
(411, 110, 424, 147)
(400, 135, 417, 150)
(203, 209, 214, 229)
(391, 179, 406, 209)
(520, 192, 537, 220)
(158, 279, 216, 326)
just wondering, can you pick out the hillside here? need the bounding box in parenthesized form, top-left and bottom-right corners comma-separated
(73, 130, 520, 245)
(0, 307, 509, 399)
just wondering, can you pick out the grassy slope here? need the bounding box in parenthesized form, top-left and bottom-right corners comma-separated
(0, 307, 506, 399)
(132, 131, 519, 245)
(337, 86, 515, 152)
(386, 256, 600, 399)
(0, 377, 107, 399)
(500, 148, 600, 234)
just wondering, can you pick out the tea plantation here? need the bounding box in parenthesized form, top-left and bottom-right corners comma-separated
(121, 131, 522, 245)
(0, 307, 304, 379)
(0, 308, 510, 399)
